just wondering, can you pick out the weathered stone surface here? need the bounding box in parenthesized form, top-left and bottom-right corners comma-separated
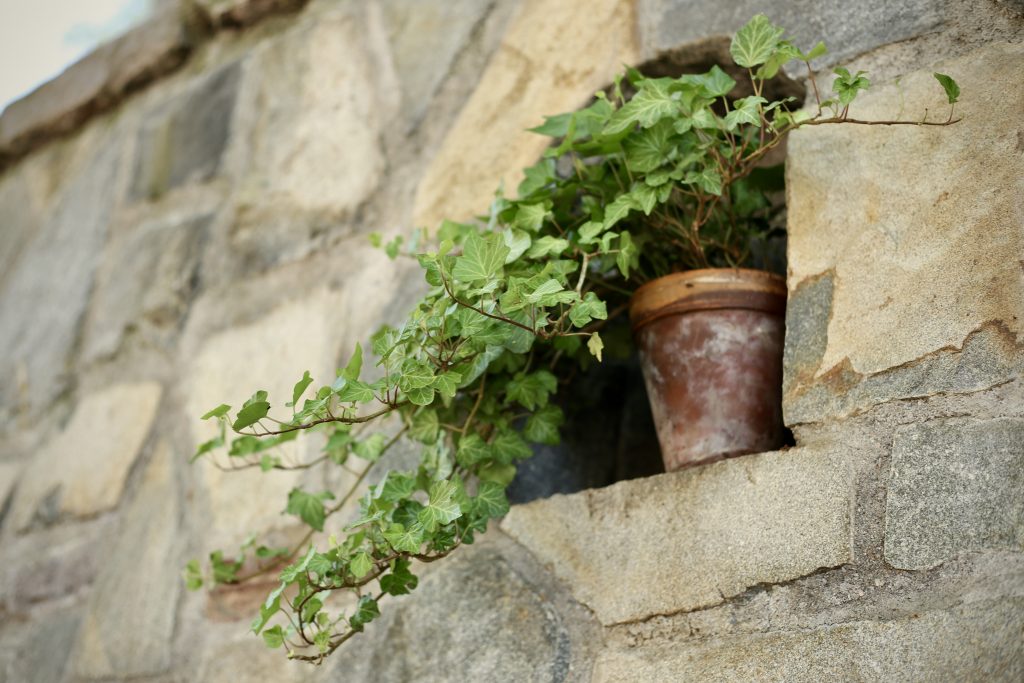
(323, 538, 600, 682)
(885, 417, 1024, 570)
(8, 382, 162, 530)
(1, 516, 112, 610)
(0, 127, 123, 422)
(0, 5, 192, 164)
(195, 0, 309, 29)
(70, 442, 181, 679)
(380, 0, 505, 132)
(0, 609, 81, 683)
(413, 0, 639, 227)
(636, 0, 947, 67)
(186, 289, 347, 549)
(222, 7, 398, 271)
(0, 166, 45, 289)
(593, 597, 1024, 682)
(195, 634, 309, 683)
(82, 211, 211, 361)
(785, 42, 1024, 424)
(503, 445, 852, 625)
(131, 62, 241, 200)
(0, 460, 19, 512)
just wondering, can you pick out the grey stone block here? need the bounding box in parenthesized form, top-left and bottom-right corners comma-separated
(885, 417, 1024, 570)
(636, 0, 945, 67)
(131, 62, 241, 200)
(503, 444, 853, 625)
(594, 597, 1024, 682)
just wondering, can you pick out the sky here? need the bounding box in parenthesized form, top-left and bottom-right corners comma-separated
(0, 0, 155, 111)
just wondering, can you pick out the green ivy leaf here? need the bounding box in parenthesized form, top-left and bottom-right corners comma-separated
(503, 228, 532, 263)
(833, 67, 871, 106)
(341, 343, 363, 381)
(616, 231, 639, 278)
(289, 371, 313, 408)
(604, 79, 678, 134)
(350, 552, 373, 579)
(353, 434, 386, 462)
(262, 625, 285, 649)
(623, 120, 674, 173)
(232, 391, 271, 431)
(568, 292, 608, 328)
(409, 409, 440, 444)
(724, 96, 766, 130)
(418, 480, 463, 531)
(335, 379, 375, 403)
(349, 596, 380, 631)
(506, 370, 558, 411)
(183, 559, 203, 591)
(456, 433, 491, 468)
(201, 404, 231, 420)
(452, 232, 509, 283)
(933, 72, 960, 104)
(406, 385, 436, 406)
(525, 236, 569, 259)
(695, 65, 737, 98)
(478, 461, 517, 487)
(514, 203, 549, 232)
(285, 489, 335, 531)
(491, 429, 533, 463)
(588, 332, 605, 362)
(473, 481, 510, 518)
(380, 557, 419, 596)
(383, 522, 424, 553)
(524, 405, 564, 445)
(730, 14, 785, 68)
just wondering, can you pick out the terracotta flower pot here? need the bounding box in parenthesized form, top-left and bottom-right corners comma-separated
(629, 268, 787, 471)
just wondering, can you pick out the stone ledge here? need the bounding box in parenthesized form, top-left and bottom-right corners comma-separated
(0, 0, 310, 171)
(502, 444, 853, 625)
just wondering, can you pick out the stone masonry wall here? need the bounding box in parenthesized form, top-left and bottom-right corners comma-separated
(0, 1, 1022, 681)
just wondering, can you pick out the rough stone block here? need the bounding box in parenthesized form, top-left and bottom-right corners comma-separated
(593, 597, 1024, 682)
(8, 382, 162, 530)
(131, 62, 241, 200)
(635, 0, 946, 67)
(379, 0, 506, 131)
(227, 7, 396, 262)
(502, 445, 853, 625)
(195, 0, 308, 28)
(885, 417, 1024, 570)
(784, 42, 1024, 424)
(82, 211, 211, 361)
(0, 128, 123, 422)
(186, 288, 348, 550)
(322, 538, 600, 682)
(412, 0, 639, 227)
(70, 442, 180, 679)
(0, 609, 81, 683)
(1, 516, 112, 610)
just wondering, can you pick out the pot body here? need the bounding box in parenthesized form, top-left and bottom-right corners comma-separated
(630, 268, 786, 472)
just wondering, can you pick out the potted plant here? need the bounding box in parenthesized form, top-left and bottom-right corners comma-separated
(186, 15, 961, 664)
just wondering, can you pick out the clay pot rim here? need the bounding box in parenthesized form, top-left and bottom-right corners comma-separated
(630, 267, 787, 332)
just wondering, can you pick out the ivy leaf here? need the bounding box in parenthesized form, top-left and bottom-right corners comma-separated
(285, 489, 335, 531)
(577, 220, 605, 244)
(349, 596, 380, 631)
(684, 167, 723, 196)
(434, 371, 461, 399)
(473, 481, 510, 519)
(588, 332, 605, 362)
(201, 404, 231, 420)
(603, 193, 638, 230)
(383, 522, 424, 553)
(375, 471, 416, 503)
(833, 67, 871, 106)
(452, 232, 509, 283)
(418, 480, 463, 531)
(517, 158, 556, 195)
(616, 231, 639, 278)
(724, 96, 766, 130)
(569, 292, 608, 328)
(399, 359, 435, 390)
(623, 120, 674, 173)
(456, 433, 491, 468)
(604, 79, 678, 134)
(289, 371, 313, 407)
(503, 228, 532, 263)
(506, 370, 558, 411)
(478, 461, 517, 486)
(730, 14, 785, 68)
(491, 429, 533, 463)
(262, 625, 285, 649)
(525, 236, 569, 259)
(933, 72, 960, 104)
(380, 557, 419, 596)
(307, 553, 333, 576)
(695, 65, 737, 98)
(335, 379, 375, 403)
(353, 434, 386, 462)
(340, 343, 363, 381)
(514, 203, 549, 232)
(183, 559, 203, 591)
(524, 405, 564, 445)
(350, 552, 373, 579)
(406, 385, 436, 406)
(409, 409, 440, 444)
(232, 393, 270, 431)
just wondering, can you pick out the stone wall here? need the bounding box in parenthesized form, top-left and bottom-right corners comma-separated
(0, 0, 1021, 681)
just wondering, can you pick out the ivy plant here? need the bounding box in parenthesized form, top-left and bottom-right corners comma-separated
(187, 15, 960, 664)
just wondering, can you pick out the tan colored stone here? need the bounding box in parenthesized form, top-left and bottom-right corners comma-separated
(785, 43, 1024, 402)
(233, 7, 397, 222)
(70, 442, 180, 679)
(8, 382, 162, 530)
(0, 460, 20, 509)
(195, 0, 308, 29)
(186, 288, 348, 549)
(412, 0, 639, 227)
(502, 444, 853, 625)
